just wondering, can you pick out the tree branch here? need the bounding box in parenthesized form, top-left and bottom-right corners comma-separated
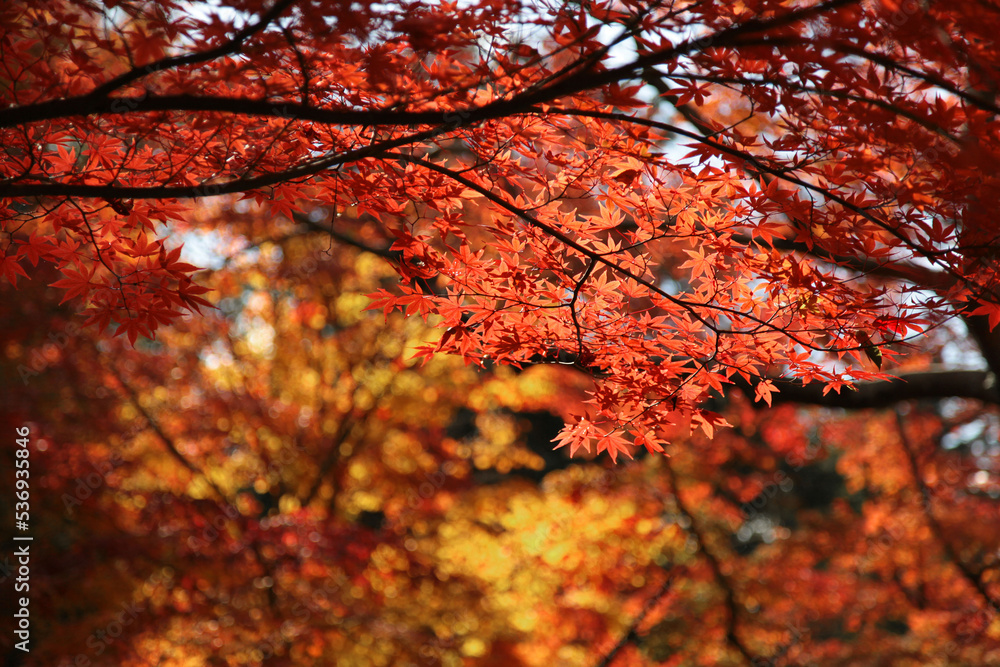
(593, 572, 678, 667)
(894, 409, 999, 610)
(89, 0, 298, 98)
(664, 458, 757, 665)
(0, 125, 445, 199)
(0, 94, 486, 130)
(735, 370, 1000, 408)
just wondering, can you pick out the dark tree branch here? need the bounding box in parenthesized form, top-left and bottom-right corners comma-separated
(0, 0, 856, 133)
(291, 212, 401, 261)
(728, 232, 953, 292)
(894, 409, 999, 610)
(393, 153, 856, 354)
(542, 107, 985, 296)
(963, 314, 1000, 384)
(89, 0, 299, 97)
(593, 571, 678, 667)
(734, 370, 1000, 408)
(0, 94, 492, 130)
(102, 356, 232, 505)
(663, 459, 757, 665)
(832, 43, 1000, 118)
(0, 125, 446, 199)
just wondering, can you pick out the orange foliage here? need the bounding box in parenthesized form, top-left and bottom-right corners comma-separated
(2, 0, 1000, 665)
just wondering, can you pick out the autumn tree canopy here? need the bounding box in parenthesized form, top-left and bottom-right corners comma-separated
(3, 0, 999, 454)
(2, 0, 1000, 665)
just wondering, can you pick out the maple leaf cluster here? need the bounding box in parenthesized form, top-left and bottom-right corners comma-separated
(3, 2, 1000, 665)
(1, 0, 999, 461)
(3, 216, 998, 666)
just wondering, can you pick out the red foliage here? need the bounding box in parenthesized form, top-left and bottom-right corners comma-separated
(1, 0, 1000, 665)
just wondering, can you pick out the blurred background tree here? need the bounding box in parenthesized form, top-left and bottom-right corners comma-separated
(2, 0, 1000, 664)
